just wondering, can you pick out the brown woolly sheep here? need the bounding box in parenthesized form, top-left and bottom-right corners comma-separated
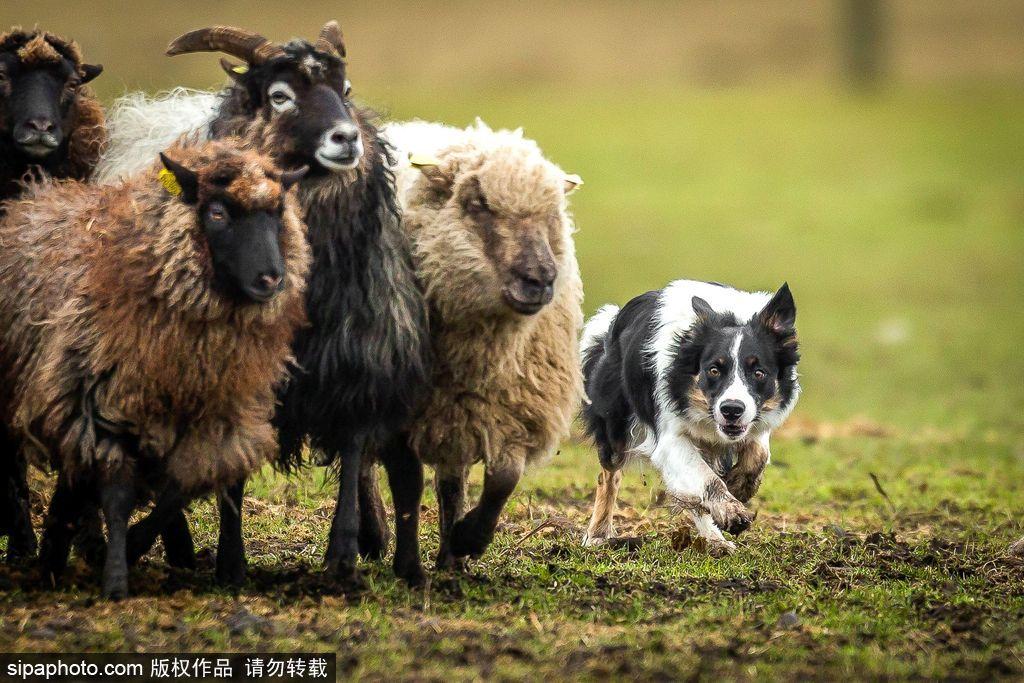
(382, 120, 584, 567)
(0, 140, 310, 598)
(0, 27, 105, 561)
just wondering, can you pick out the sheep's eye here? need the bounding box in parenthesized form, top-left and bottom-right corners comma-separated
(708, 367, 721, 378)
(267, 83, 297, 111)
(465, 196, 489, 216)
(753, 369, 767, 381)
(343, 79, 352, 96)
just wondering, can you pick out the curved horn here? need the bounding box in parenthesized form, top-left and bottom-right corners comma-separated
(315, 20, 346, 58)
(166, 26, 285, 64)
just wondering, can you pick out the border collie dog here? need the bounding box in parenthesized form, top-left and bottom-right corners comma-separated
(581, 280, 800, 554)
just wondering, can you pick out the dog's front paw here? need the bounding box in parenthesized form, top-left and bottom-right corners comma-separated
(708, 496, 753, 536)
(688, 536, 737, 557)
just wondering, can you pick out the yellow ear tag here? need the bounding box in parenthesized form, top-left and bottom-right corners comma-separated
(158, 168, 182, 196)
(408, 152, 441, 167)
(232, 64, 249, 75)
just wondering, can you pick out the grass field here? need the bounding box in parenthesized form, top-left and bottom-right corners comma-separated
(0, 82, 1021, 680)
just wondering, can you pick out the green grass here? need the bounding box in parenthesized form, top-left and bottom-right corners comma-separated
(2, 85, 1023, 680)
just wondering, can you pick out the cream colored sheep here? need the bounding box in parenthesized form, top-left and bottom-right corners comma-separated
(383, 120, 584, 566)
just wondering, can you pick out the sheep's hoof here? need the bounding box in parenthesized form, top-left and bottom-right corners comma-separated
(103, 575, 128, 601)
(434, 551, 466, 572)
(358, 528, 389, 562)
(6, 527, 38, 564)
(394, 558, 426, 588)
(215, 557, 247, 588)
(327, 560, 367, 592)
(449, 515, 494, 559)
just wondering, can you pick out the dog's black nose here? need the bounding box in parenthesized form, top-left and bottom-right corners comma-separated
(720, 400, 746, 422)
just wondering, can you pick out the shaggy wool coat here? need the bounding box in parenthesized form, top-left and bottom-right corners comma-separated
(0, 143, 310, 493)
(389, 122, 584, 476)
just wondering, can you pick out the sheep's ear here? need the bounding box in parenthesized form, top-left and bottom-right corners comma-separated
(220, 58, 249, 81)
(159, 153, 199, 204)
(563, 173, 583, 195)
(409, 153, 453, 193)
(80, 64, 103, 84)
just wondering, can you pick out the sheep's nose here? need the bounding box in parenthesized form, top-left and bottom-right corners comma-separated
(516, 275, 554, 304)
(330, 123, 359, 144)
(258, 273, 283, 291)
(719, 400, 746, 422)
(26, 117, 55, 133)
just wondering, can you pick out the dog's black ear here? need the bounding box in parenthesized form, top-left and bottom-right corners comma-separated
(757, 283, 796, 337)
(692, 296, 716, 322)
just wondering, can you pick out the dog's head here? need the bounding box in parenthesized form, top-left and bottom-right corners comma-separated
(670, 284, 800, 442)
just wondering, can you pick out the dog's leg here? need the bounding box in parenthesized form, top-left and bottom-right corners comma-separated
(652, 430, 752, 540)
(685, 509, 737, 557)
(583, 468, 623, 546)
(724, 435, 771, 504)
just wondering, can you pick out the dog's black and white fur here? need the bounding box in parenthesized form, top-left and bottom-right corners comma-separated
(581, 280, 800, 553)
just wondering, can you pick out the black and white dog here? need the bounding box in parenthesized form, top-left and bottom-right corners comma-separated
(581, 280, 800, 554)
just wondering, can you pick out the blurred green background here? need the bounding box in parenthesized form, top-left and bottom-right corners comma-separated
(4, 1, 1023, 436)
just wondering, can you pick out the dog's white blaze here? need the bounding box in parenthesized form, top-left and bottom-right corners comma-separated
(714, 331, 756, 427)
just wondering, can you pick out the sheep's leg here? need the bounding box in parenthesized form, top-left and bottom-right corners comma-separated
(325, 445, 363, 587)
(72, 508, 107, 567)
(357, 457, 390, 561)
(450, 458, 524, 560)
(0, 434, 36, 562)
(215, 479, 247, 587)
(434, 465, 468, 570)
(379, 437, 424, 586)
(583, 468, 623, 546)
(100, 466, 136, 600)
(160, 511, 196, 569)
(39, 476, 87, 584)
(126, 482, 189, 567)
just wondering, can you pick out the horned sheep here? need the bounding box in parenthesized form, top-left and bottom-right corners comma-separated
(93, 22, 432, 587)
(0, 140, 310, 598)
(381, 120, 585, 567)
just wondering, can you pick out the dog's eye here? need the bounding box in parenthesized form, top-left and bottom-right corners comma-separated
(708, 367, 721, 378)
(753, 369, 767, 381)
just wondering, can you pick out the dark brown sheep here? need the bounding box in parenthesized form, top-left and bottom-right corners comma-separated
(0, 27, 106, 561)
(0, 140, 310, 598)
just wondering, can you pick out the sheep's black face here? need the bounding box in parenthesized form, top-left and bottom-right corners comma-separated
(159, 151, 306, 304)
(240, 43, 362, 175)
(0, 35, 102, 159)
(202, 201, 287, 303)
